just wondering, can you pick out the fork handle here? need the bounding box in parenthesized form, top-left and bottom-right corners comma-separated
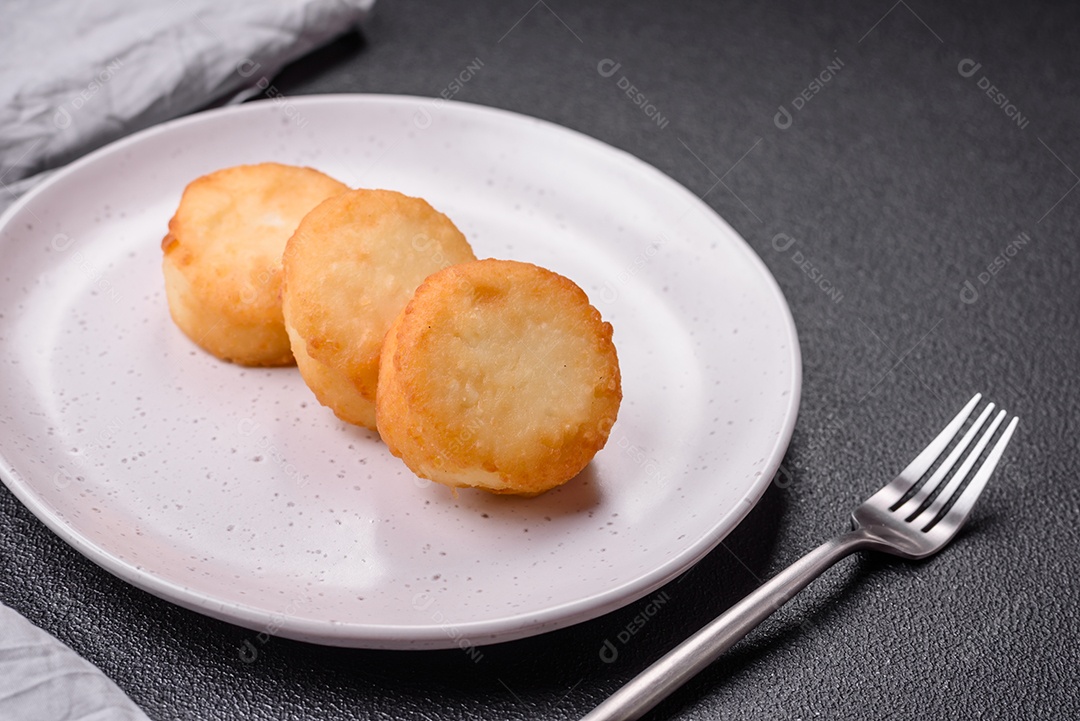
(581, 530, 871, 721)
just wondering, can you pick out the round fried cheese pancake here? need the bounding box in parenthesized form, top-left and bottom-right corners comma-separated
(161, 163, 348, 366)
(282, 189, 476, 429)
(377, 259, 622, 495)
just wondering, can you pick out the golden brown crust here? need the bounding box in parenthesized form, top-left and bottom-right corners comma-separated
(281, 188, 476, 429)
(377, 259, 622, 495)
(284, 318, 378, 428)
(161, 163, 348, 366)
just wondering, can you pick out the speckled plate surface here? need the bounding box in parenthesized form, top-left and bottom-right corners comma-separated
(0, 95, 800, 649)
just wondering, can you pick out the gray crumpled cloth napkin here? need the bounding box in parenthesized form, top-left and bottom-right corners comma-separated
(1, 0, 372, 717)
(0, 604, 150, 721)
(0, 0, 374, 211)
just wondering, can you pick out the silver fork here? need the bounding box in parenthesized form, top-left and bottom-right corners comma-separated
(582, 393, 1019, 721)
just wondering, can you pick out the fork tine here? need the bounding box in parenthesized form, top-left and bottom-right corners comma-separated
(912, 409, 1005, 523)
(894, 402, 994, 517)
(927, 415, 1019, 533)
(872, 393, 981, 506)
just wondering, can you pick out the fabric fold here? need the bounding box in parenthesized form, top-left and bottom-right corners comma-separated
(0, 0, 374, 199)
(0, 0, 374, 714)
(0, 604, 150, 721)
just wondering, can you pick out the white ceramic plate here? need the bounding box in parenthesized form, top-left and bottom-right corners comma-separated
(0, 95, 800, 649)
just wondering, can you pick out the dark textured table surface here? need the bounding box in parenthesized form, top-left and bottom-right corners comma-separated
(3, 1, 1079, 719)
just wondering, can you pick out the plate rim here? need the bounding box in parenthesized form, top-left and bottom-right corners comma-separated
(0, 93, 802, 648)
